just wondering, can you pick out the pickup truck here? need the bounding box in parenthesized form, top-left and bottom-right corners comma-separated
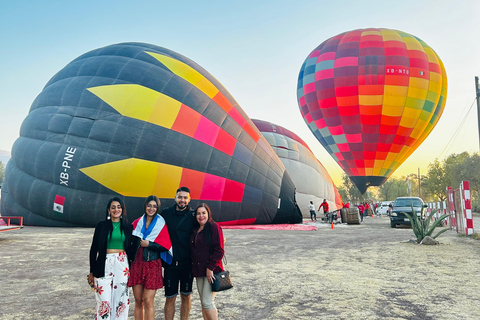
(389, 197, 427, 228)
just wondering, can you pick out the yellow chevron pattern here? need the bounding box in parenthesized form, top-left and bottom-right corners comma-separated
(88, 84, 181, 128)
(80, 158, 182, 198)
(146, 51, 219, 98)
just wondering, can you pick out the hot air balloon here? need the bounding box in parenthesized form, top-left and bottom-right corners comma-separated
(252, 119, 343, 217)
(1, 42, 302, 226)
(297, 28, 447, 193)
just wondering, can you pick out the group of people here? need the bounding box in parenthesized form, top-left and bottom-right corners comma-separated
(308, 199, 329, 221)
(88, 187, 225, 320)
(357, 202, 374, 222)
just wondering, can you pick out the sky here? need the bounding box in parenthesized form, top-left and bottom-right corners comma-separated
(1, 0, 479, 186)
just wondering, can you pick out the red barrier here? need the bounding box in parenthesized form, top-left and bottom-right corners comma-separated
(461, 181, 474, 235)
(0, 216, 24, 232)
(446, 181, 475, 235)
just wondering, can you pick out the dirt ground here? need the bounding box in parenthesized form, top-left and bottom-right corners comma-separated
(0, 215, 479, 320)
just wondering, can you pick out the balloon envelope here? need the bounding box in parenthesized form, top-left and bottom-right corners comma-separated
(252, 119, 343, 217)
(297, 28, 447, 193)
(1, 42, 302, 226)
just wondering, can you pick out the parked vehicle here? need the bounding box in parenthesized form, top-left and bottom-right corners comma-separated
(377, 201, 393, 215)
(389, 197, 427, 228)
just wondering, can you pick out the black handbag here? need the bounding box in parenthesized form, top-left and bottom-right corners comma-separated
(211, 269, 233, 292)
(208, 226, 233, 292)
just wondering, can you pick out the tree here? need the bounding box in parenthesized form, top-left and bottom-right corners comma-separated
(422, 159, 448, 202)
(378, 176, 408, 200)
(377, 178, 396, 200)
(421, 151, 480, 210)
(444, 152, 470, 188)
(454, 152, 480, 211)
(337, 185, 348, 204)
(339, 173, 363, 204)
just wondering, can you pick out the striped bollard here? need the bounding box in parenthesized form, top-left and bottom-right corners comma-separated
(461, 181, 474, 235)
(443, 201, 448, 226)
(447, 187, 456, 231)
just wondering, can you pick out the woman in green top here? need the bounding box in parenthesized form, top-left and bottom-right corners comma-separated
(88, 197, 133, 319)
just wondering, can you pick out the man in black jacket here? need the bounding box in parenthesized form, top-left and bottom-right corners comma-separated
(161, 186, 196, 320)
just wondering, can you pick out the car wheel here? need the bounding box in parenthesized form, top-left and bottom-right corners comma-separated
(390, 220, 396, 228)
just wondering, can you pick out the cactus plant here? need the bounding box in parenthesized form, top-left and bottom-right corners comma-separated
(403, 205, 450, 243)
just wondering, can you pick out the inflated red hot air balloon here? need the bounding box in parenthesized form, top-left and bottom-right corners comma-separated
(297, 28, 447, 193)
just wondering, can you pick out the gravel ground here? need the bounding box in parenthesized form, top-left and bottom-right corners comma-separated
(0, 215, 479, 320)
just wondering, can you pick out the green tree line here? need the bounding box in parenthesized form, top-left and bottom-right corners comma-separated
(338, 151, 480, 211)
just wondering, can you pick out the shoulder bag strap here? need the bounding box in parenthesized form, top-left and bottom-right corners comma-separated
(175, 210, 193, 231)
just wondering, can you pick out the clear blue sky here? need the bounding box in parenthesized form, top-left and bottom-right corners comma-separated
(1, 0, 479, 185)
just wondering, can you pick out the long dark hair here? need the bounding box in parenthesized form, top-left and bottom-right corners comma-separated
(144, 195, 161, 215)
(194, 203, 216, 245)
(105, 197, 130, 238)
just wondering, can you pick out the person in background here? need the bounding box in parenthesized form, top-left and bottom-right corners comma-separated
(88, 197, 132, 320)
(161, 187, 197, 320)
(128, 195, 173, 320)
(190, 203, 225, 320)
(358, 203, 365, 222)
(308, 201, 316, 221)
(319, 199, 329, 215)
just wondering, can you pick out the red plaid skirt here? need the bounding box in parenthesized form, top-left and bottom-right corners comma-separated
(127, 247, 163, 290)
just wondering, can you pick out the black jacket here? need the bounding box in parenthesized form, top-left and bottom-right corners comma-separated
(89, 220, 133, 278)
(130, 235, 168, 262)
(160, 204, 196, 266)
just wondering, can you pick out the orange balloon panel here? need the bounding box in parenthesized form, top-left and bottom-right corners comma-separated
(297, 28, 447, 193)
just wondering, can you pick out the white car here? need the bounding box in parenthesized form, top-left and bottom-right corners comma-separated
(376, 201, 393, 215)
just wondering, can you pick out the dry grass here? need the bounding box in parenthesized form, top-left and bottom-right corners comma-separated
(0, 217, 479, 319)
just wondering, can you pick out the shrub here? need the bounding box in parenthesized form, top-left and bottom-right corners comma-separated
(403, 205, 450, 243)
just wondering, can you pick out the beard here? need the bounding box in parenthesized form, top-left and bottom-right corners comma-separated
(176, 202, 188, 210)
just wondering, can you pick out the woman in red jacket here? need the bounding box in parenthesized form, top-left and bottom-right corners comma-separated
(190, 203, 225, 320)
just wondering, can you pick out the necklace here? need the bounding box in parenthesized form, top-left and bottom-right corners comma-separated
(113, 222, 120, 230)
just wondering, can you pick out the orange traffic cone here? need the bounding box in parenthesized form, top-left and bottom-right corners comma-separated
(331, 222, 334, 229)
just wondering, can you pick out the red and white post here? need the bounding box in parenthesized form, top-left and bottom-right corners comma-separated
(447, 186, 456, 231)
(461, 181, 474, 235)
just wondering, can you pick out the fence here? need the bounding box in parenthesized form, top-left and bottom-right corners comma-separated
(445, 181, 474, 235)
(424, 200, 447, 226)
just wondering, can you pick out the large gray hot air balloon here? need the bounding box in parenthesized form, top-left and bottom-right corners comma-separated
(252, 119, 343, 218)
(1, 42, 302, 226)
